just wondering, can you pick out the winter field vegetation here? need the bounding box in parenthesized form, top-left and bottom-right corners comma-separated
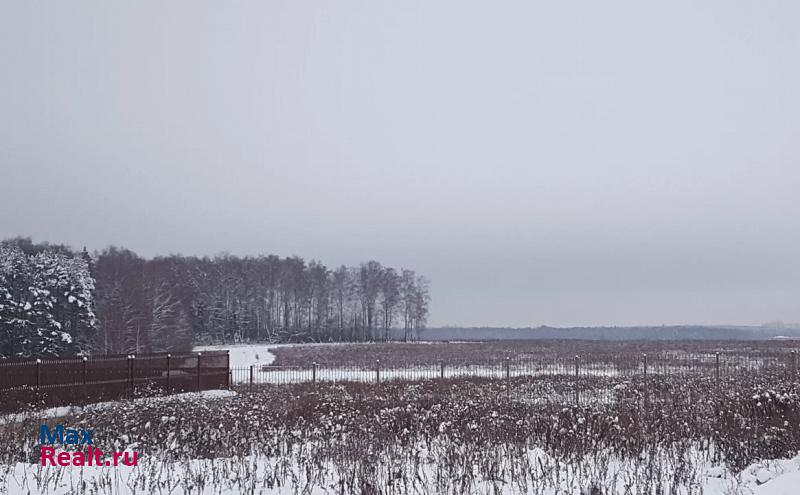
(1, 342, 800, 494)
(266, 340, 800, 368)
(3, 240, 800, 493)
(221, 340, 799, 387)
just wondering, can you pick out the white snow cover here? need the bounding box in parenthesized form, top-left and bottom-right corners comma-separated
(193, 342, 358, 370)
(193, 343, 276, 368)
(192, 343, 645, 386)
(3, 448, 800, 494)
(704, 455, 800, 495)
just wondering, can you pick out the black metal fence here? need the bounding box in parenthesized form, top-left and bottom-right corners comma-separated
(231, 350, 800, 406)
(4, 349, 798, 411)
(0, 351, 230, 412)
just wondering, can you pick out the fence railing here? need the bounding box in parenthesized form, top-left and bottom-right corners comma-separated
(4, 349, 798, 412)
(231, 350, 800, 406)
(0, 351, 230, 412)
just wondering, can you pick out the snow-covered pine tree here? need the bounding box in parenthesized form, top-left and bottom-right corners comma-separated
(0, 245, 96, 358)
(35, 250, 97, 355)
(0, 245, 37, 358)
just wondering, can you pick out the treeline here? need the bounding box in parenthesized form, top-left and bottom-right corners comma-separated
(421, 326, 794, 341)
(0, 237, 430, 358)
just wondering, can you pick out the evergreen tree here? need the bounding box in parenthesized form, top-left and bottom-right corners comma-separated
(0, 245, 96, 358)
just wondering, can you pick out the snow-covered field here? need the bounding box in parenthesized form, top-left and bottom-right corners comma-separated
(245, 364, 626, 385)
(197, 343, 742, 386)
(2, 343, 798, 494)
(194, 343, 276, 368)
(3, 444, 800, 494)
(0, 390, 236, 426)
(196, 343, 625, 385)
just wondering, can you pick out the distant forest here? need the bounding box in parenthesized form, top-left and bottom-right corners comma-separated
(422, 326, 800, 341)
(0, 237, 430, 359)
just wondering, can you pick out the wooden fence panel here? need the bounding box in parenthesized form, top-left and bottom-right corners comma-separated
(0, 351, 230, 412)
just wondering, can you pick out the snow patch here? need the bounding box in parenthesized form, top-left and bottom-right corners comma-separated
(194, 343, 276, 368)
(3, 450, 800, 495)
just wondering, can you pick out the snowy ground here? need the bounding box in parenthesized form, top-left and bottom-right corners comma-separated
(0, 390, 237, 425)
(194, 343, 276, 368)
(3, 344, 796, 493)
(3, 447, 800, 494)
(194, 343, 617, 385)
(193, 342, 358, 370)
(247, 363, 627, 384)
(705, 455, 800, 495)
(197, 343, 718, 385)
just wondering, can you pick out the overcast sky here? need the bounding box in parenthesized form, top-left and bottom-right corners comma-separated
(2, 1, 799, 327)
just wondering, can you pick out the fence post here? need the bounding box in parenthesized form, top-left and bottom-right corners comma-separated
(196, 352, 202, 392)
(643, 353, 648, 380)
(440, 361, 445, 380)
(715, 352, 720, 385)
(376, 359, 381, 384)
(130, 355, 136, 396)
(227, 351, 231, 389)
(505, 357, 510, 381)
(35, 359, 41, 402)
(82, 356, 87, 389)
(574, 355, 580, 406)
(166, 354, 171, 391)
(643, 353, 648, 409)
(125, 355, 131, 398)
(792, 350, 797, 377)
(312, 362, 317, 384)
(249, 365, 254, 392)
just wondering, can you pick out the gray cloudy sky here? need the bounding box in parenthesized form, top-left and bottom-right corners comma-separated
(2, 1, 799, 327)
